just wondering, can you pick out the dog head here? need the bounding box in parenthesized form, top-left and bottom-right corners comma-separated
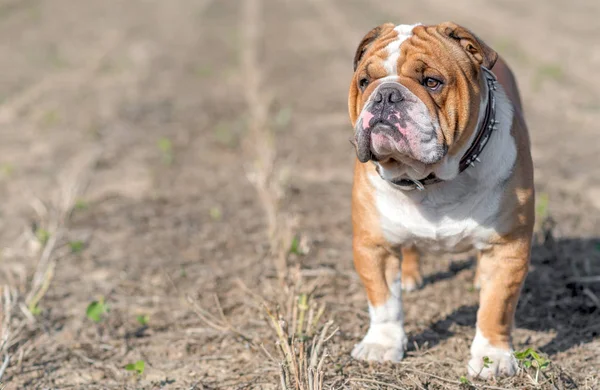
(349, 22, 497, 182)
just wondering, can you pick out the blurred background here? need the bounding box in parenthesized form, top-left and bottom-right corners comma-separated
(0, 0, 598, 388)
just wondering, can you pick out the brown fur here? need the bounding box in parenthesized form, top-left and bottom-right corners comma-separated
(400, 246, 422, 289)
(350, 22, 534, 351)
(352, 159, 395, 306)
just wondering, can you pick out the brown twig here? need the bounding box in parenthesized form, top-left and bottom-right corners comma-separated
(0, 354, 10, 381)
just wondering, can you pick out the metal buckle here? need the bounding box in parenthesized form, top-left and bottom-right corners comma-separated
(410, 179, 425, 191)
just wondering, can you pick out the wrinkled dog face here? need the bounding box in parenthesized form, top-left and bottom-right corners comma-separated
(349, 22, 497, 181)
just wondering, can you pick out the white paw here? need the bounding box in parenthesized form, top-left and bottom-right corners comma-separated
(468, 350, 517, 378)
(468, 329, 517, 378)
(351, 322, 407, 363)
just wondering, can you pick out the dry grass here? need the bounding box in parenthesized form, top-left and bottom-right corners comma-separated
(266, 296, 336, 390)
(0, 152, 99, 383)
(241, 0, 289, 284)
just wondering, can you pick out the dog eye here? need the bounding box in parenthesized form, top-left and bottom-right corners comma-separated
(358, 77, 370, 91)
(423, 77, 442, 91)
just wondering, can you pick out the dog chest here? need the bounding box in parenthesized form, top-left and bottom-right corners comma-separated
(372, 181, 500, 253)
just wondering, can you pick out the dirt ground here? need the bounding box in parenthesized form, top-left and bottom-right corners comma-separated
(0, 0, 599, 389)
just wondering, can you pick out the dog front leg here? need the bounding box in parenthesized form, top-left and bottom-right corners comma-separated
(352, 238, 407, 362)
(468, 236, 530, 378)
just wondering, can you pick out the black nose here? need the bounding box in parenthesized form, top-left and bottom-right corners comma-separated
(375, 86, 404, 104)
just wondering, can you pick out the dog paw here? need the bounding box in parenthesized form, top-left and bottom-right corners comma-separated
(468, 331, 517, 378)
(401, 271, 423, 292)
(468, 350, 517, 378)
(352, 322, 408, 363)
(352, 342, 404, 362)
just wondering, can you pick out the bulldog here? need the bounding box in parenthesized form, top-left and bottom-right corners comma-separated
(348, 22, 534, 378)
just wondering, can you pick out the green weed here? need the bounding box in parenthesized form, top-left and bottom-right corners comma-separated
(514, 348, 550, 384)
(74, 199, 89, 210)
(136, 315, 149, 326)
(209, 206, 222, 221)
(157, 137, 174, 165)
(0, 163, 14, 177)
(86, 297, 108, 323)
(482, 356, 493, 369)
(124, 360, 145, 375)
(536, 193, 549, 221)
(69, 240, 85, 254)
(36, 228, 50, 245)
(29, 303, 42, 316)
(459, 375, 471, 385)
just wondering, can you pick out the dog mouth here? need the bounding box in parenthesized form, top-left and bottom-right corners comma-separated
(352, 122, 403, 164)
(353, 116, 446, 166)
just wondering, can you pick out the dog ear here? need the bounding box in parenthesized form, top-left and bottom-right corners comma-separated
(353, 24, 393, 71)
(437, 22, 498, 69)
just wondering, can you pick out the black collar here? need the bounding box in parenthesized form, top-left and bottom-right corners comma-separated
(389, 67, 499, 191)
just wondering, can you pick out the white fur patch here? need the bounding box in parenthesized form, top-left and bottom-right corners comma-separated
(468, 327, 517, 378)
(369, 275, 402, 323)
(382, 24, 421, 76)
(352, 275, 408, 362)
(369, 78, 517, 254)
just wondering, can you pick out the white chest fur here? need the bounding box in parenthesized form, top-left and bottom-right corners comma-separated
(370, 175, 503, 253)
(368, 82, 517, 254)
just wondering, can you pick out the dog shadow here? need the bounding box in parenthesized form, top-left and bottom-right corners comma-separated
(409, 235, 600, 355)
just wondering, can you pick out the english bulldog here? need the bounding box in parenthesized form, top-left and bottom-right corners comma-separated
(348, 22, 534, 378)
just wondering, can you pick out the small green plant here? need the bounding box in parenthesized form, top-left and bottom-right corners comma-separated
(536, 193, 549, 221)
(69, 240, 85, 254)
(29, 303, 42, 316)
(209, 206, 222, 221)
(459, 375, 471, 385)
(514, 348, 550, 384)
(482, 356, 493, 369)
(157, 137, 173, 165)
(36, 228, 50, 245)
(289, 236, 301, 255)
(0, 163, 14, 177)
(74, 199, 89, 210)
(86, 297, 108, 323)
(136, 315, 149, 326)
(124, 360, 145, 375)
